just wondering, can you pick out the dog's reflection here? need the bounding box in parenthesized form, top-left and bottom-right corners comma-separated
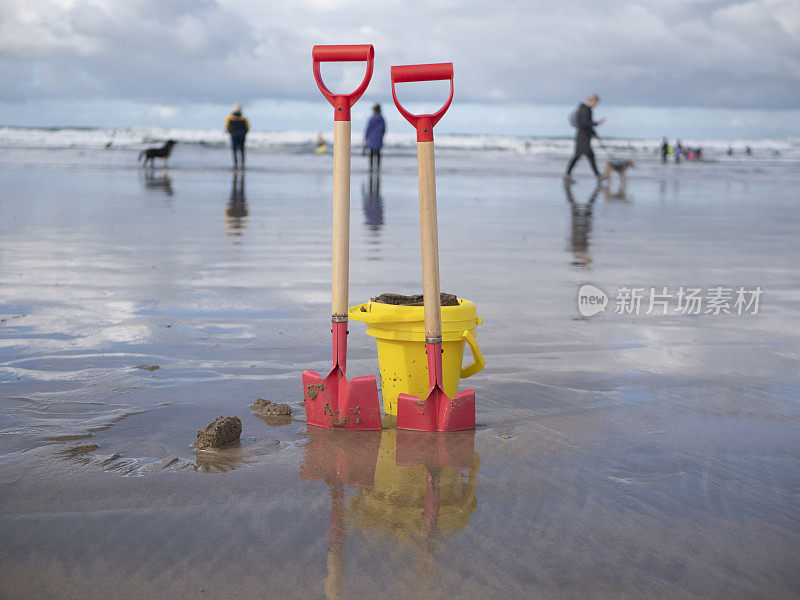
(564, 183, 599, 267)
(602, 180, 631, 201)
(300, 428, 480, 599)
(225, 171, 248, 235)
(142, 170, 174, 196)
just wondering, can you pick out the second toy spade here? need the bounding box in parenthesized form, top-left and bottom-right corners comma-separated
(392, 63, 476, 432)
(302, 44, 382, 430)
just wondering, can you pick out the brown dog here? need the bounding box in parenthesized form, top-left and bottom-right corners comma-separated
(138, 140, 177, 168)
(604, 159, 635, 182)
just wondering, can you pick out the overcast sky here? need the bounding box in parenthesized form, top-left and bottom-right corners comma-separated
(1, 0, 798, 132)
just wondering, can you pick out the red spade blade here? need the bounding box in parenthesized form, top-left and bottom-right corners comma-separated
(303, 368, 382, 430)
(396, 384, 475, 432)
(302, 321, 382, 430)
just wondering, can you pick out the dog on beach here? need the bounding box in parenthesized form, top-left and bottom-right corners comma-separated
(138, 140, 177, 168)
(604, 159, 635, 182)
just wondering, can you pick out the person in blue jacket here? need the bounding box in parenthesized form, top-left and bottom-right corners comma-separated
(225, 103, 250, 169)
(364, 104, 386, 172)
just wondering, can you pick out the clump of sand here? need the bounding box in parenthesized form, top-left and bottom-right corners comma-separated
(371, 292, 459, 306)
(195, 416, 242, 449)
(250, 398, 292, 416)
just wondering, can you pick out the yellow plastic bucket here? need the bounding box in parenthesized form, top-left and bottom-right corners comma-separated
(348, 298, 485, 416)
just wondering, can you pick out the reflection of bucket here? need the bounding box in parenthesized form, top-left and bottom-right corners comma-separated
(346, 429, 480, 535)
(348, 299, 485, 416)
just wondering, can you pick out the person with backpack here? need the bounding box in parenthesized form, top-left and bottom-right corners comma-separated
(225, 103, 250, 169)
(564, 94, 606, 184)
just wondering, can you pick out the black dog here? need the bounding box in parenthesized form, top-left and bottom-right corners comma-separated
(138, 140, 177, 168)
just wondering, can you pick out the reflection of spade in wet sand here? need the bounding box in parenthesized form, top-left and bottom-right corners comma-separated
(564, 183, 599, 267)
(300, 428, 479, 599)
(142, 170, 174, 196)
(225, 171, 248, 236)
(301, 429, 382, 600)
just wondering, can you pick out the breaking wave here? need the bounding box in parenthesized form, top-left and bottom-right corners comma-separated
(1, 126, 797, 159)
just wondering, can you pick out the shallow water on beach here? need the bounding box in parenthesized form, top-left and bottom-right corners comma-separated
(1, 146, 799, 599)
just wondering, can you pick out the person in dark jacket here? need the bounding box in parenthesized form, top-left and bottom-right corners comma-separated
(225, 103, 250, 169)
(661, 137, 670, 164)
(363, 104, 386, 172)
(564, 94, 605, 183)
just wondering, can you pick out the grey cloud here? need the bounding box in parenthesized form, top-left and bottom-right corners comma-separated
(0, 0, 798, 109)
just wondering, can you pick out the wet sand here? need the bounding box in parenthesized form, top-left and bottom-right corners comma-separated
(1, 146, 799, 599)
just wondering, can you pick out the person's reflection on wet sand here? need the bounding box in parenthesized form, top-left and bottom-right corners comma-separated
(564, 182, 599, 267)
(225, 171, 248, 235)
(362, 174, 384, 232)
(142, 170, 173, 196)
(300, 428, 479, 598)
(362, 174, 384, 262)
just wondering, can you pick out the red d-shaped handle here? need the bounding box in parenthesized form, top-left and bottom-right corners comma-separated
(391, 63, 454, 142)
(312, 44, 374, 121)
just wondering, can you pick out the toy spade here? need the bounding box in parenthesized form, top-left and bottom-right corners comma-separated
(391, 63, 476, 432)
(302, 45, 382, 430)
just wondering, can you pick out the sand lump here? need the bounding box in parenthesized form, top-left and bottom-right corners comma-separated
(251, 398, 292, 416)
(195, 416, 242, 449)
(371, 292, 459, 306)
(251, 399, 292, 426)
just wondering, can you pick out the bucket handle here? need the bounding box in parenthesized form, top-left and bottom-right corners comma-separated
(460, 330, 485, 379)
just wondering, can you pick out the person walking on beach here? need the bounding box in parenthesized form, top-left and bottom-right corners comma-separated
(661, 137, 670, 164)
(674, 140, 683, 164)
(225, 103, 249, 169)
(564, 94, 606, 184)
(363, 104, 386, 172)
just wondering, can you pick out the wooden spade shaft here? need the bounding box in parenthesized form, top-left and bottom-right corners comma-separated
(416, 140, 442, 342)
(332, 120, 350, 319)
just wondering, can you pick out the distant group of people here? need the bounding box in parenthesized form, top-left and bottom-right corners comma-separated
(727, 145, 764, 157)
(159, 97, 770, 175)
(223, 102, 386, 171)
(560, 92, 782, 182)
(660, 138, 703, 163)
